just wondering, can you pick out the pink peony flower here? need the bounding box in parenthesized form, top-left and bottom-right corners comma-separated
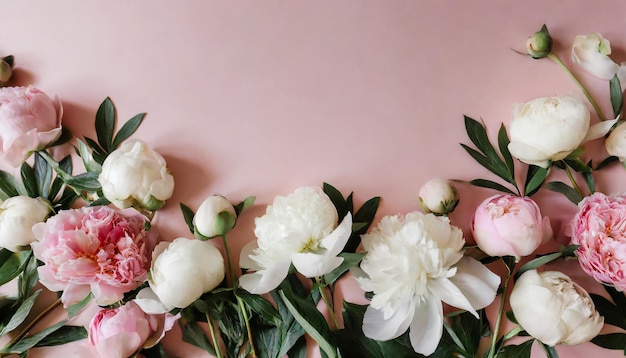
(471, 194, 552, 258)
(570, 192, 626, 290)
(0, 86, 63, 166)
(88, 300, 178, 358)
(31, 206, 157, 306)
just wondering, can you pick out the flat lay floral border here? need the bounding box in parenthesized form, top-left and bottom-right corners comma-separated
(0, 24, 625, 358)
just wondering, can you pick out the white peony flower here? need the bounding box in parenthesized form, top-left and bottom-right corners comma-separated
(354, 212, 499, 356)
(507, 95, 616, 168)
(239, 186, 352, 294)
(0, 196, 51, 252)
(418, 178, 459, 215)
(147, 238, 225, 308)
(98, 139, 174, 211)
(193, 195, 237, 238)
(572, 32, 626, 83)
(510, 269, 603, 346)
(605, 121, 626, 162)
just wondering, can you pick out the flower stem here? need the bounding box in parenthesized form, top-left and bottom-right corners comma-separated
(548, 53, 607, 121)
(564, 164, 585, 198)
(488, 264, 513, 358)
(316, 278, 339, 330)
(206, 313, 223, 358)
(236, 296, 257, 358)
(2, 298, 62, 351)
(221, 235, 235, 287)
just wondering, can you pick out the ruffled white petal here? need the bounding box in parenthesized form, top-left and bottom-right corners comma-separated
(429, 276, 478, 317)
(320, 213, 352, 256)
(292, 252, 343, 278)
(238, 258, 291, 294)
(409, 297, 443, 356)
(239, 241, 263, 270)
(447, 257, 500, 310)
(362, 299, 415, 341)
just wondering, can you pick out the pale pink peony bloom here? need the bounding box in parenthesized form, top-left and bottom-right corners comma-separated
(570, 192, 626, 290)
(0, 86, 63, 166)
(88, 300, 178, 358)
(31, 206, 157, 306)
(471, 194, 552, 259)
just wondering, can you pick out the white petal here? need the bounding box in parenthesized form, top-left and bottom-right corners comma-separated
(429, 277, 477, 317)
(362, 300, 414, 341)
(507, 142, 550, 168)
(292, 252, 343, 278)
(409, 297, 443, 356)
(238, 259, 291, 294)
(239, 241, 262, 270)
(448, 257, 500, 310)
(584, 118, 618, 141)
(320, 213, 352, 256)
(134, 287, 172, 314)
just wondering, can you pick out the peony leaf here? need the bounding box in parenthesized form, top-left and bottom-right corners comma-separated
(75, 139, 102, 173)
(17, 251, 37, 299)
(523, 165, 548, 197)
(95, 97, 116, 153)
(5, 319, 68, 354)
(323, 252, 366, 286)
(468, 179, 516, 195)
(495, 338, 535, 357)
(565, 158, 592, 173)
(180, 320, 216, 355)
(515, 252, 562, 279)
(603, 285, 626, 317)
(0, 170, 25, 199)
(64, 171, 101, 191)
(67, 293, 92, 319)
(345, 196, 380, 253)
(0, 289, 41, 336)
(545, 181, 582, 205)
(47, 126, 72, 148)
(233, 196, 256, 216)
(179, 203, 195, 234)
(20, 162, 37, 198)
(589, 293, 625, 328)
(33, 325, 87, 347)
(537, 341, 558, 358)
(34, 153, 53, 199)
(323, 182, 350, 220)
(0, 249, 30, 287)
(111, 112, 145, 150)
(591, 333, 626, 351)
(235, 289, 281, 326)
(460, 144, 515, 188)
(596, 156, 619, 170)
(464, 116, 499, 160)
(610, 74, 623, 118)
(497, 123, 515, 179)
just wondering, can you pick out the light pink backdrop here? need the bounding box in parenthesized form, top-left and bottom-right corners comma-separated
(1, 1, 626, 357)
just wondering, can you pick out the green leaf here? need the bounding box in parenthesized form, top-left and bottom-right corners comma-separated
(0, 249, 30, 286)
(65, 171, 101, 191)
(18, 251, 38, 299)
(596, 156, 619, 170)
(460, 145, 514, 186)
(180, 320, 216, 355)
(515, 252, 562, 279)
(34, 153, 53, 199)
(323, 252, 366, 285)
(279, 285, 337, 358)
(538, 342, 558, 358)
(68, 293, 92, 319)
(95, 97, 116, 153)
(497, 123, 515, 179)
(591, 333, 626, 350)
(604, 285, 626, 314)
(33, 325, 88, 347)
(141, 342, 169, 358)
(0, 290, 41, 336)
(344, 196, 380, 253)
(565, 158, 591, 173)
(49, 155, 73, 201)
(20, 162, 38, 198)
(0, 170, 24, 198)
(524, 166, 548, 197)
(180, 203, 195, 234)
(589, 293, 625, 328)
(3, 55, 14, 68)
(323, 183, 349, 220)
(546, 181, 582, 205)
(496, 338, 535, 357)
(235, 289, 281, 326)
(468, 179, 516, 195)
(76, 139, 102, 173)
(233, 196, 256, 217)
(111, 113, 145, 150)
(610, 74, 623, 118)
(464, 116, 499, 160)
(6, 319, 68, 353)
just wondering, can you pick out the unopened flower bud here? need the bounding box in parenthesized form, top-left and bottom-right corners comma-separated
(526, 24, 552, 59)
(193, 195, 237, 239)
(418, 178, 459, 215)
(0, 60, 12, 83)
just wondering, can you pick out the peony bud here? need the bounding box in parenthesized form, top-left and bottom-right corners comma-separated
(418, 178, 459, 215)
(0, 196, 51, 252)
(471, 194, 552, 259)
(148, 238, 225, 308)
(98, 139, 174, 211)
(605, 121, 626, 162)
(0, 60, 12, 83)
(193, 195, 237, 239)
(526, 24, 552, 59)
(510, 270, 603, 346)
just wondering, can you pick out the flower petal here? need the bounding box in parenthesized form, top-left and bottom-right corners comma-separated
(320, 213, 352, 256)
(429, 276, 478, 317)
(448, 257, 499, 310)
(362, 300, 414, 341)
(238, 259, 291, 294)
(292, 252, 343, 278)
(134, 287, 173, 314)
(584, 118, 618, 141)
(408, 297, 443, 356)
(507, 141, 550, 168)
(239, 241, 262, 270)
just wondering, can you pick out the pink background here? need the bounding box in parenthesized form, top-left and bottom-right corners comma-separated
(2, 1, 626, 357)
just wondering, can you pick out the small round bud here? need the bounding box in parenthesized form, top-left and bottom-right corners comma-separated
(526, 25, 552, 59)
(193, 195, 237, 238)
(0, 60, 12, 83)
(418, 178, 459, 215)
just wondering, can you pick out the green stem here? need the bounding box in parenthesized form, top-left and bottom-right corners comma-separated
(488, 264, 513, 358)
(564, 164, 585, 198)
(236, 296, 257, 358)
(221, 235, 235, 287)
(2, 298, 62, 351)
(548, 52, 607, 121)
(206, 313, 223, 358)
(316, 278, 339, 330)
(502, 325, 523, 342)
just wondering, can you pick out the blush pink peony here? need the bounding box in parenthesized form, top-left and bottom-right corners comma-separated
(31, 206, 157, 306)
(88, 300, 178, 358)
(0, 86, 63, 166)
(570, 192, 626, 290)
(471, 194, 552, 258)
